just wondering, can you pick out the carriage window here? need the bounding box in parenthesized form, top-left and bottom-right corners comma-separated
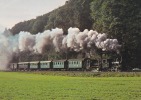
(77, 61, 78, 64)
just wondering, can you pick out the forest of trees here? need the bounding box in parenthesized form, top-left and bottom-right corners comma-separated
(91, 0, 141, 70)
(11, 0, 93, 34)
(10, 0, 141, 70)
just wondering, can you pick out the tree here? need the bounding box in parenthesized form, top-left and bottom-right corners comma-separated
(91, 0, 141, 69)
(11, 0, 93, 35)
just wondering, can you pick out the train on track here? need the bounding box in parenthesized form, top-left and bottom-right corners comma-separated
(10, 58, 121, 71)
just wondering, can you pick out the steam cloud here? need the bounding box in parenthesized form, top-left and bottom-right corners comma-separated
(0, 27, 121, 70)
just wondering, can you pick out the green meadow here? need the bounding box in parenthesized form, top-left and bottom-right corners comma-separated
(0, 72, 141, 100)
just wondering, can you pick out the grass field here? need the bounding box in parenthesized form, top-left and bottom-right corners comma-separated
(0, 72, 141, 100)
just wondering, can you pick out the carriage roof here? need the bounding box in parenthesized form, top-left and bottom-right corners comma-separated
(30, 61, 40, 63)
(18, 62, 29, 64)
(52, 59, 67, 62)
(40, 61, 52, 63)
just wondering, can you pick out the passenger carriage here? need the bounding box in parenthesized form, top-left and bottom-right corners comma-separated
(40, 61, 53, 70)
(68, 58, 92, 71)
(18, 62, 29, 71)
(52, 60, 68, 70)
(30, 61, 40, 70)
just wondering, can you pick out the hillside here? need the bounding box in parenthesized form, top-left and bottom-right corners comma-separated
(10, 0, 93, 34)
(10, 0, 141, 70)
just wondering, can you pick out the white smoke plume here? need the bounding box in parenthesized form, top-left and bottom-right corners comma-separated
(0, 29, 19, 70)
(0, 27, 121, 70)
(33, 28, 64, 53)
(19, 31, 35, 52)
(62, 28, 121, 52)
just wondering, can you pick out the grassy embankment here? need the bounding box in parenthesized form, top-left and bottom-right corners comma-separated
(0, 72, 141, 100)
(29, 71, 141, 77)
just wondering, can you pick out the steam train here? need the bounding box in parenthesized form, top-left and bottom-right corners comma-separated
(10, 58, 120, 71)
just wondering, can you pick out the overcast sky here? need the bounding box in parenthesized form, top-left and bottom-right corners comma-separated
(0, 0, 67, 28)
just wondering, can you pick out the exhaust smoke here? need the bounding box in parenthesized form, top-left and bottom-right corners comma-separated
(0, 27, 121, 70)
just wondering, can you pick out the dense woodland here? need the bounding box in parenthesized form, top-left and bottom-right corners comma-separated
(10, 0, 141, 70)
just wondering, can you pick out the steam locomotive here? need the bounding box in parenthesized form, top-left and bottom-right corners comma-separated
(10, 58, 120, 71)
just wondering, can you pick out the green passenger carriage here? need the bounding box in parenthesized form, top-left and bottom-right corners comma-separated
(52, 60, 68, 70)
(30, 61, 40, 70)
(40, 61, 53, 70)
(68, 58, 91, 70)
